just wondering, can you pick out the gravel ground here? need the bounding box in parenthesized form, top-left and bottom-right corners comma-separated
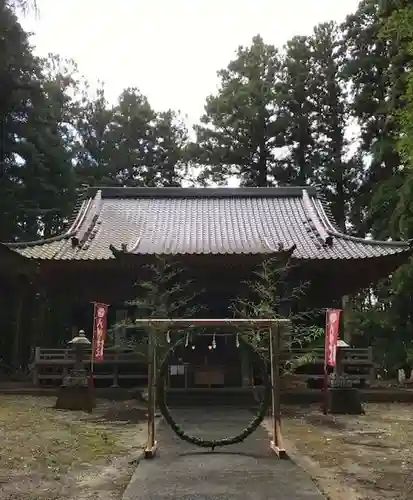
(268, 403, 413, 500)
(0, 395, 148, 500)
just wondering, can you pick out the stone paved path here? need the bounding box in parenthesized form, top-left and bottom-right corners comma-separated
(122, 408, 325, 500)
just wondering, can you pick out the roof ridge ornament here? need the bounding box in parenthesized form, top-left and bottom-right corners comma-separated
(119, 237, 141, 254)
(109, 238, 141, 257)
(263, 238, 297, 258)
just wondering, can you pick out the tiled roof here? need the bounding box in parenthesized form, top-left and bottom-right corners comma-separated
(2, 186, 412, 261)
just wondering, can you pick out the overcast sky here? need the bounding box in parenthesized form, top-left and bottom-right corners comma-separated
(21, 0, 360, 127)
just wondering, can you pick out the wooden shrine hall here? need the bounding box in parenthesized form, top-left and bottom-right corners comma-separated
(1, 186, 412, 386)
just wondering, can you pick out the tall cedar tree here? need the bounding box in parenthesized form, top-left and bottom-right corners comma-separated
(342, 0, 412, 237)
(310, 22, 359, 231)
(380, 3, 413, 238)
(343, 0, 413, 375)
(0, 3, 76, 241)
(275, 35, 317, 186)
(75, 86, 117, 187)
(75, 88, 188, 188)
(193, 35, 284, 187)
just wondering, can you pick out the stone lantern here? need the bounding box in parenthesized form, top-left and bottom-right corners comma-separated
(67, 330, 91, 381)
(55, 330, 95, 412)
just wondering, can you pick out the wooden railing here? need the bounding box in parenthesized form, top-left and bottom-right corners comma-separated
(32, 346, 374, 387)
(281, 347, 375, 384)
(32, 347, 148, 387)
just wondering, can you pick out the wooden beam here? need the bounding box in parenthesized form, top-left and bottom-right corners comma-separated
(134, 318, 291, 327)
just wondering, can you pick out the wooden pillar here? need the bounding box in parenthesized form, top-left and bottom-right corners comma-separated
(21, 280, 37, 367)
(114, 309, 127, 346)
(30, 282, 47, 351)
(32, 347, 40, 385)
(145, 332, 157, 459)
(368, 346, 375, 384)
(240, 343, 252, 387)
(62, 348, 69, 381)
(341, 295, 351, 344)
(111, 350, 119, 388)
(111, 308, 127, 389)
(269, 324, 287, 459)
(11, 283, 24, 369)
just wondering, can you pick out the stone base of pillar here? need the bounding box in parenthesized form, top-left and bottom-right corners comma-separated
(327, 388, 364, 415)
(55, 385, 95, 413)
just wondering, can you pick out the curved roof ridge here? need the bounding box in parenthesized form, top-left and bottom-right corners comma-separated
(315, 191, 342, 233)
(73, 190, 103, 248)
(313, 198, 411, 248)
(302, 189, 333, 246)
(3, 188, 93, 249)
(5, 197, 92, 249)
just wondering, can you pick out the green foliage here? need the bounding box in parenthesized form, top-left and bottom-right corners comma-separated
(1, 3, 190, 244)
(193, 25, 358, 231)
(380, 3, 413, 165)
(346, 289, 413, 375)
(0, 4, 76, 241)
(130, 258, 199, 321)
(192, 35, 283, 187)
(118, 257, 203, 353)
(232, 256, 323, 371)
(75, 87, 188, 188)
(378, 3, 413, 238)
(341, 0, 407, 235)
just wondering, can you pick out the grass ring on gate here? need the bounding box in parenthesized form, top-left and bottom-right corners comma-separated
(155, 334, 272, 450)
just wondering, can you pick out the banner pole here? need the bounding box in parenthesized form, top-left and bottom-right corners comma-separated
(89, 302, 110, 389)
(323, 309, 329, 415)
(90, 302, 96, 389)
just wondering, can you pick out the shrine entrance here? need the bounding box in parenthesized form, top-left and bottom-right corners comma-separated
(135, 318, 290, 460)
(167, 332, 243, 389)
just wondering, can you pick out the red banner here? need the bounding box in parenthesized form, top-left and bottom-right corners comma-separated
(92, 303, 109, 361)
(325, 309, 341, 367)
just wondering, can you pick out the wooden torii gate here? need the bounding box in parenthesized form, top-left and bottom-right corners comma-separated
(134, 318, 291, 460)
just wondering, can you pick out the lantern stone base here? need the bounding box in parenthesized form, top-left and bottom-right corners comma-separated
(327, 387, 364, 415)
(55, 384, 95, 413)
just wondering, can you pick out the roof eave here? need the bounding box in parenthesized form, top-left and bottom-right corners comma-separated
(327, 230, 412, 251)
